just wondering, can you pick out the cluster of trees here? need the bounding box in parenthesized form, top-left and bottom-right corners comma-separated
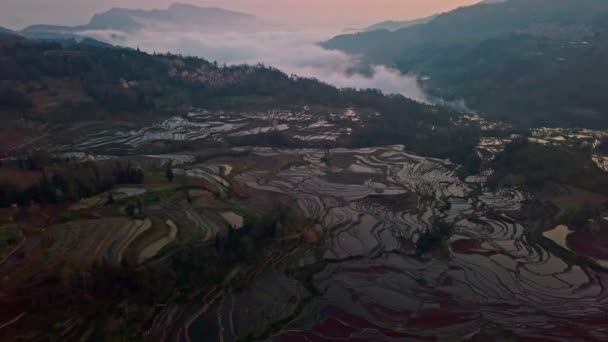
(488, 139, 608, 194)
(171, 205, 303, 293)
(416, 220, 453, 257)
(0, 160, 144, 207)
(0, 86, 31, 111)
(350, 117, 482, 173)
(218, 205, 299, 262)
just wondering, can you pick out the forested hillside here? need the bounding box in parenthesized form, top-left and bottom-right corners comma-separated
(323, 0, 608, 127)
(0, 33, 437, 121)
(0, 33, 482, 168)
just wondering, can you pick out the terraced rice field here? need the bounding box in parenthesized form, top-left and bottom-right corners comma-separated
(4, 108, 608, 340)
(49, 108, 363, 155)
(142, 145, 608, 341)
(38, 218, 181, 268)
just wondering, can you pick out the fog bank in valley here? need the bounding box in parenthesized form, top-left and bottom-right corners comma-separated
(83, 28, 429, 103)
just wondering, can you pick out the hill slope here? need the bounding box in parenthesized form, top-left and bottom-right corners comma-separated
(323, 0, 608, 127)
(0, 34, 481, 168)
(325, 0, 608, 59)
(364, 14, 438, 32)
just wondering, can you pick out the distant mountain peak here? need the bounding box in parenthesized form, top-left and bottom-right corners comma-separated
(164, 2, 256, 19)
(23, 2, 257, 34)
(0, 25, 14, 34)
(169, 2, 196, 9)
(168, 2, 226, 11)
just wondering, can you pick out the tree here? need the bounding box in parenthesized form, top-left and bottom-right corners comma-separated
(321, 148, 331, 165)
(416, 221, 453, 256)
(165, 162, 174, 182)
(107, 192, 115, 205)
(125, 203, 136, 217)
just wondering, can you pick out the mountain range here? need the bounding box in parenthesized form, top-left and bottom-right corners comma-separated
(325, 0, 608, 61)
(22, 2, 257, 34)
(363, 14, 438, 32)
(323, 0, 608, 127)
(361, 0, 508, 33)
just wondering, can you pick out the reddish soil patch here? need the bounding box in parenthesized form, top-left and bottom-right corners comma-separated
(362, 301, 412, 323)
(278, 305, 422, 341)
(29, 78, 92, 113)
(0, 168, 42, 189)
(568, 225, 608, 260)
(303, 229, 320, 244)
(451, 238, 498, 257)
(0, 208, 16, 224)
(14, 203, 74, 227)
(408, 308, 477, 329)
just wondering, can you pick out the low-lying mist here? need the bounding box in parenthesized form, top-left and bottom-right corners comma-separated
(82, 28, 429, 103)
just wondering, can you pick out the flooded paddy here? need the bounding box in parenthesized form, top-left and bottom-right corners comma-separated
(144, 145, 608, 341)
(50, 108, 364, 155)
(8, 107, 608, 340)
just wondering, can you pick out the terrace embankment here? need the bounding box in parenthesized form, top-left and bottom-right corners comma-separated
(3, 144, 608, 340)
(140, 145, 608, 341)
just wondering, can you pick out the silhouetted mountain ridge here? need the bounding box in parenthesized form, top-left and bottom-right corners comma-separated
(364, 15, 438, 32)
(22, 2, 257, 33)
(324, 0, 608, 62)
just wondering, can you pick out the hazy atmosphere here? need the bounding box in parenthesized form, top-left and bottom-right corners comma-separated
(85, 27, 430, 102)
(0, 1, 481, 101)
(1, 0, 479, 29)
(0, 0, 482, 101)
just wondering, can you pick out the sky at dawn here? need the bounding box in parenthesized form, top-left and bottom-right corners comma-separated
(1, 0, 480, 30)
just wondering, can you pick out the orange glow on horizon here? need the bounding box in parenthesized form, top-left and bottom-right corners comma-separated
(1, 0, 482, 30)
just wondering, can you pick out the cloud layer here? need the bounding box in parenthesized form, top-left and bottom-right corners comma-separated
(83, 28, 428, 103)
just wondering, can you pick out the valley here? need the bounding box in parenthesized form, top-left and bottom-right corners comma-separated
(2, 1, 608, 340)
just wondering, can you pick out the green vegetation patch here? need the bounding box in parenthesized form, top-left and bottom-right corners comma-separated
(490, 141, 608, 194)
(0, 226, 21, 260)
